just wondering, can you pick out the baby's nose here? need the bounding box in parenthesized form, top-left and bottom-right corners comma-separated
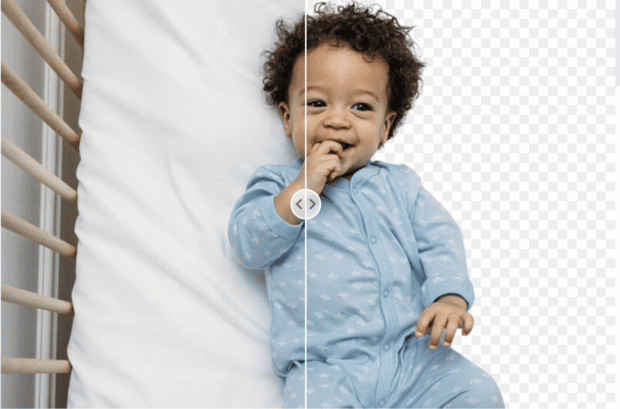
(322, 108, 350, 129)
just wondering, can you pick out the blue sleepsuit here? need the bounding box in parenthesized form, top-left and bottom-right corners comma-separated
(228, 158, 504, 408)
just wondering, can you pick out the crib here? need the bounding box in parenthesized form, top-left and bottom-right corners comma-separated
(2, 0, 82, 407)
(2, 1, 302, 407)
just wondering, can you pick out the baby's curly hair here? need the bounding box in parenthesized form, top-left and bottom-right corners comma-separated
(262, 2, 425, 141)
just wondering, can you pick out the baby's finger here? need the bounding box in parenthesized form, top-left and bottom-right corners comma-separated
(415, 311, 434, 337)
(461, 313, 475, 336)
(442, 314, 460, 347)
(316, 140, 344, 157)
(307, 141, 334, 159)
(328, 162, 343, 181)
(428, 315, 447, 350)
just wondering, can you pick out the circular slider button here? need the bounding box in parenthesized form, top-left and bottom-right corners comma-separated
(290, 189, 321, 220)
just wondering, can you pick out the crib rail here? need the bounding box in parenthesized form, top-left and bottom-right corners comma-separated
(1, 61, 80, 151)
(2, 284, 74, 315)
(1, 210, 77, 258)
(46, 0, 84, 49)
(2, 358, 72, 374)
(2, 0, 82, 98)
(1, 136, 78, 205)
(1, 0, 83, 377)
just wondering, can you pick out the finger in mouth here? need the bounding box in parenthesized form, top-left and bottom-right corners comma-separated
(338, 141, 351, 150)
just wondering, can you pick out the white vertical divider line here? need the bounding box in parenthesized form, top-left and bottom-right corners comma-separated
(304, 1, 308, 408)
(616, 86, 619, 406)
(616, 85, 619, 406)
(35, 2, 64, 408)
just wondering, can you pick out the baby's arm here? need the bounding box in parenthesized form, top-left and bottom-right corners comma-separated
(228, 166, 304, 270)
(407, 171, 476, 349)
(273, 177, 304, 225)
(230, 141, 346, 268)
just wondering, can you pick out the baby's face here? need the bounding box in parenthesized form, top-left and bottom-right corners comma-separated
(279, 42, 395, 179)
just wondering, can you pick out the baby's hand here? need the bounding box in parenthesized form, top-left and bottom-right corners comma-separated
(415, 294, 474, 350)
(297, 140, 346, 194)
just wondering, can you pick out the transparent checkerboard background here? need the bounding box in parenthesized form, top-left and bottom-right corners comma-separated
(308, 1, 617, 407)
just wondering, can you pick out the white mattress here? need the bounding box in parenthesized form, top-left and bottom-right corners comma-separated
(67, 1, 303, 407)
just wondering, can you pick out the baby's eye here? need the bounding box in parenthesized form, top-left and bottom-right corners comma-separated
(353, 103, 372, 111)
(307, 100, 326, 108)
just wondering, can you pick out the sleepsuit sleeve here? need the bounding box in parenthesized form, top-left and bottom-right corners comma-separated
(407, 170, 476, 311)
(228, 166, 304, 270)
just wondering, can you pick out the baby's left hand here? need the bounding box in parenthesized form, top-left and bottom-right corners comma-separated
(415, 294, 474, 350)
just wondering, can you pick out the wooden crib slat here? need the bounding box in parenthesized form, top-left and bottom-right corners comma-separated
(46, 0, 85, 49)
(1, 0, 83, 99)
(1, 284, 74, 316)
(2, 358, 72, 374)
(2, 136, 78, 206)
(1, 60, 80, 151)
(1, 209, 77, 259)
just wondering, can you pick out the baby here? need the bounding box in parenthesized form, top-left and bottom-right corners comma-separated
(229, 3, 504, 408)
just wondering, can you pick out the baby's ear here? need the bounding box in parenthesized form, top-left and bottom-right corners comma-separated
(278, 102, 292, 137)
(380, 111, 397, 145)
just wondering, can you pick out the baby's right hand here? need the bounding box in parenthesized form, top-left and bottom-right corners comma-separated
(297, 140, 345, 194)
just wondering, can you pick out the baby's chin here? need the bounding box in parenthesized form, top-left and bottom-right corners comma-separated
(330, 174, 353, 182)
(332, 164, 364, 182)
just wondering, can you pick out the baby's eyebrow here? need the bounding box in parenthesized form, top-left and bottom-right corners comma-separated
(298, 86, 325, 97)
(299, 87, 381, 102)
(354, 89, 380, 102)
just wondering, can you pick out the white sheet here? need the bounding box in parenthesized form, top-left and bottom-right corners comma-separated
(67, 1, 302, 407)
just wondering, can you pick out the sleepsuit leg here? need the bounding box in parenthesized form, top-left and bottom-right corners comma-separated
(389, 332, 505, 408)
(282, 360, 363, 409)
